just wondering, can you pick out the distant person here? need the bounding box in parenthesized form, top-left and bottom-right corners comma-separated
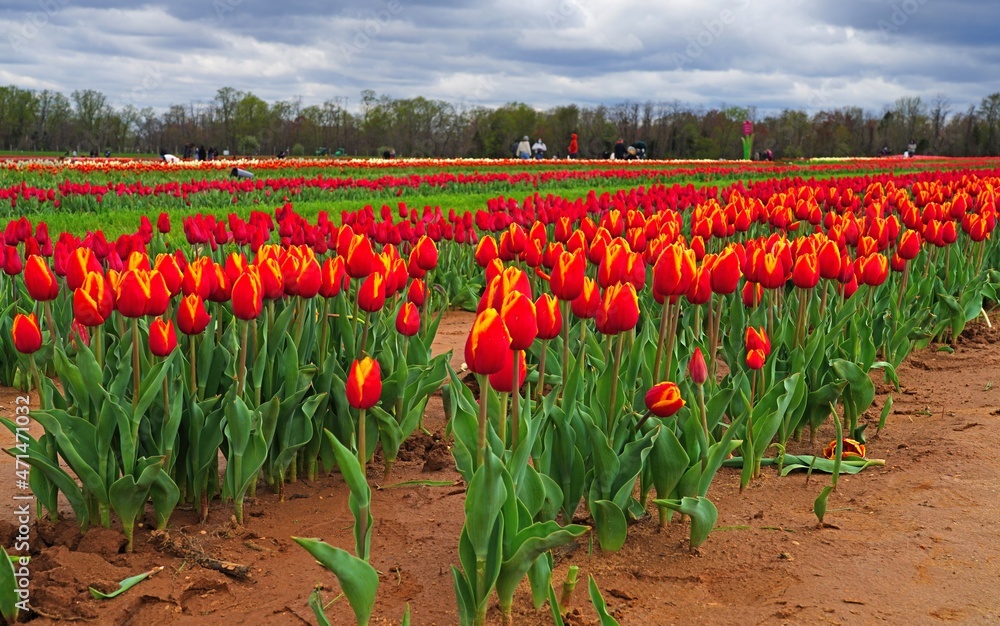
(161, 152, 180, 163)
(532, 138, 547, 159)
(567, 132, 579, 159)
(765, 149, 773, 161)
(104, 149, 111, 158)
(625, 146, 638, 160)
(613, 138, 627, 160)
(632, 141, 647, 159)
(516, 136, 531, 159)
(907, 140, 917, 156)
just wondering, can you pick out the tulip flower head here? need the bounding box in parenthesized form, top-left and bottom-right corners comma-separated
(149, 318, 178, 357)
(346, 356, 382, 409)
(644, 381, 685, 418)
(12, 313, 42, 354)
(464, 308, 512, 375)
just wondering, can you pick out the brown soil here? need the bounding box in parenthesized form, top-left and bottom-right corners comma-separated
(4, 311, 1000, 625)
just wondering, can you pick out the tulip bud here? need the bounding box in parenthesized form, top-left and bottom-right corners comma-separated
(534, 294, 562, 340)
(500, 291, 537, 350)
(689, 348, 708, 385)
(24, 255, 59, 301)
(73, 272, 114, 327)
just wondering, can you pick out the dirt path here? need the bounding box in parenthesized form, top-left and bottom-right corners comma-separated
(3, 312, 1000, 625)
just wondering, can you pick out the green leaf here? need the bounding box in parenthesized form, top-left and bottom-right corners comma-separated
(464, 449, 507, 560)
(495, 521, 589, 610)
(89, 566, 164, 599)
(293, 538, 379, 626)
(592, 500, 627, 552)
(0, 546, 21, 623)
(588, 575, 621, 626)
(652, 496, 718, 549)
(307, 588, 333, 626)
(323, 429, 372, 561)
(814, 485, 834, 524)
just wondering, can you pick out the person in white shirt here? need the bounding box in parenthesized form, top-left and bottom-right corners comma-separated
(515, 136, 531, 159)
(532, 138, 547, 159)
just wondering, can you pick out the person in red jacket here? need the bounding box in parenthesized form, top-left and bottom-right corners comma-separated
(567, 132, 579, 159)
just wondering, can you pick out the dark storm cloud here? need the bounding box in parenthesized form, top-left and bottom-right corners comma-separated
(0, 0, 996, 115)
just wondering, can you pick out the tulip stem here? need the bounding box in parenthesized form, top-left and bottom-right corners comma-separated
(188, 335, 197, 395)
(534, 339, 547, 402)
(131, 318, 141, 413)
(237, 320, 249, 398)
(559, 300, 570, 401)
(607, 333, 625, 440)
(511, 350, 521, 453)
(652, 299, 670, 382)
(318, 298, 330, 368)
(477, 374, 489, 468)
(43, 300, 59, 347)
(358, 408, 367, 480)
(697, 383, 709, 467)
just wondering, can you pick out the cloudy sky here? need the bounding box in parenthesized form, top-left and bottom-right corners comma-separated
(1, 0, 997, 116)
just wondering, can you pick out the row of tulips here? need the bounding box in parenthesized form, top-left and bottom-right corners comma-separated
(437, 171, 1000, 624)
(2, 226, 452, 557)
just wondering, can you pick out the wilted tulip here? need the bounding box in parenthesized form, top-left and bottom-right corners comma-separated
(822, 438, 866, 460)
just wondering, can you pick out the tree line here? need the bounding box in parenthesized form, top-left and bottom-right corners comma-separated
(1, 85, 999, 160)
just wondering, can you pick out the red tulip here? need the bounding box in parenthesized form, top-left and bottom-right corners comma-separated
(571, 277, 601, 319)
(535, 294, 562, 340)
(549, 251, 585, 301)
(12, 313, 42, 354)
(856, 254, 889, 287)
(653, 244, 696, 298)
(358, 272, 387, 312)
(73, 272, 114, 326)
(149, 318, 178, 357)
(595, 282, 640, 335)
(708, 247, 741, 294)
(644, 381, 685, 417)
(319, 256, 347, 298)
(475, 235, 500, 268)
(345, 234, 376, 279)
(500, 291, 537, 351)
(464, 308, 512, 375)
(177, 293, 211, 335)
(24, 255, 59, 301)
(116, 269, 170, 318)
(745, 325, 771, 356)
(688, 348, 708, 385)
(406, 278, 426, 307)
(395, 301, 420, 336)
(791, 253, 820, 289)
(66, 247, 102, 290)
(897, 230, 922, 260)
(231, 271, 264, 320)
(411, 235, 438, 271)
(155, 253, 184, 296)
(488, 350, 527, 393)
(346, 357, 382, 409)
(3, 247, 22, 276)
(157, 212, 171, 234)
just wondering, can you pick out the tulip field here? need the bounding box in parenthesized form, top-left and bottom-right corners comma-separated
(3, 155, 1000, 624)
